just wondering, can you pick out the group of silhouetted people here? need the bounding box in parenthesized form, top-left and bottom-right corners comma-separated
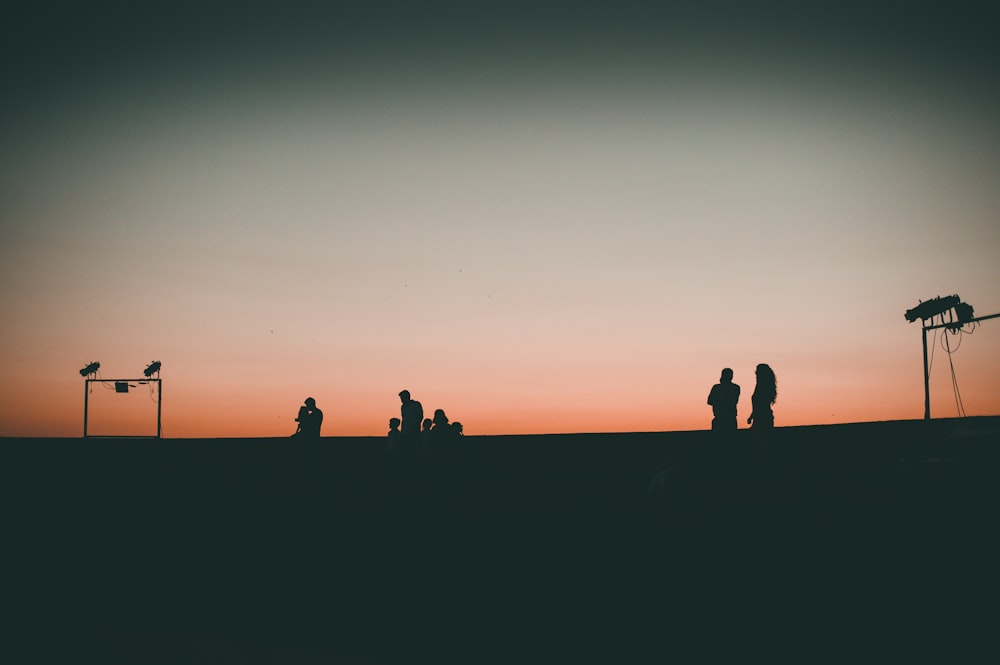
(292, 367, 774, 443)
(389, 389, 463, 460)
(707, 363, 777, 432)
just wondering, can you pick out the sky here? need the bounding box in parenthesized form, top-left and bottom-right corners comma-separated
(2, 2, 999, 437)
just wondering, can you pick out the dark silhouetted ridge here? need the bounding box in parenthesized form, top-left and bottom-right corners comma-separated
(3, 417, 998, 664)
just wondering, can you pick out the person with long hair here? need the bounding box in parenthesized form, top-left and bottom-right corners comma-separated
(747, 364, 777, 430)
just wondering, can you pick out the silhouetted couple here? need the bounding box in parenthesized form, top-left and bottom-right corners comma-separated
(707, 364, 777, 431)
(292, 397, 323, 438)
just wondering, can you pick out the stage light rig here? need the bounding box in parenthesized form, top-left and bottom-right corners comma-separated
(905, 295, 998, 419)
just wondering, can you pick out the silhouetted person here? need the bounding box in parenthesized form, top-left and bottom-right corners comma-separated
(387, 417, 403, 455)
(451, 421, 464, 437)
(747, 364, 777, 430)
(707, 368, 740, 431)
(291, 404, 310, 437)
(431, 408, 450, 432)
(399, 390, 423, 457)
(298, 397, 323, 438)
(421, 417, 434, 456)
(426, 408, 458, 457)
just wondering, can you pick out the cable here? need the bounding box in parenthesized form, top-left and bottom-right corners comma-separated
(929, 328, 937, 374)
(943, 330, 967, 418)
(942, 327, 963, 353)
(959, 321, 979, 336)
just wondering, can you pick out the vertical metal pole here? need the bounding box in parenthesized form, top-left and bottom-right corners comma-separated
(922, 325, 931, 420)
(84, 379, 90, 437)
(156, 378, 162, 438)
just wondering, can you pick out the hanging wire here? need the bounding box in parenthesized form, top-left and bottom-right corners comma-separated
(97, 370, 116, 391)
(959, 321, 979, 336)
(943, 328, 967, 417)
(929, 327, 937, 374)
(942, 327, 963, 353)
(99, 370, 116, 390)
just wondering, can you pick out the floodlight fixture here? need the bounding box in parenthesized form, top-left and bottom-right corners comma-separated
(955, 301, 975, 324)
(904, 295, 960, 323)
(143, 361, 161, 377)
(80, 361, 100, 377)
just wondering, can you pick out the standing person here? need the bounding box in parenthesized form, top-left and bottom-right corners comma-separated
(399, 390, 423, 456)
(299, 397, 323, 438)
(708, 368, 741, 431)
(747, 364, 777, 430)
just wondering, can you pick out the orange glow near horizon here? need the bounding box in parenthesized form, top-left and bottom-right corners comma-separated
(2, 318, 998, 438)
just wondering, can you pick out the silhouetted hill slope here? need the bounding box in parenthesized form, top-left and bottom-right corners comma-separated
(3, 417, 998, 663)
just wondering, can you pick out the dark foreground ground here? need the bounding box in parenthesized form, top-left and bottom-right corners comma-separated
(3, 417, 999, 664)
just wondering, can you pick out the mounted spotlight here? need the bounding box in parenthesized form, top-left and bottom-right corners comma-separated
(955, 301, 975, 324)
(143, 361, 161, 378)
(79, 361, 100, 377)
(904, 295, 960, 323)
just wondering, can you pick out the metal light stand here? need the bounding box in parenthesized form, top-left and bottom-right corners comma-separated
(83, 374, 162, 438)
(920, 312, 1000, 420)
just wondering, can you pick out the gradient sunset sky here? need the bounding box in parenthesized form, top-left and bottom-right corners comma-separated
(2, 2, 998, 437)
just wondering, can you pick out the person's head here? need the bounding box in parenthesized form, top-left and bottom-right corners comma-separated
(720, 368, 734, 383)
(389, 417, 401, 430)
(422, 418, 433, 431)
(433, 408, 448, 425)
(452, 421, 463, 436)
(399, 390, 410, 403)
(304, 397, 316, 409)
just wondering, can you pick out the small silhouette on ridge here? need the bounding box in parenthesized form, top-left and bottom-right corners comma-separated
(747, 364, 777, 430)
(293, 397, 323, 438)
(707, 368, 740, 431)
(399, 389, 424, 458)
(292, 404, 310, 437)
(387, 417, 403, 454)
